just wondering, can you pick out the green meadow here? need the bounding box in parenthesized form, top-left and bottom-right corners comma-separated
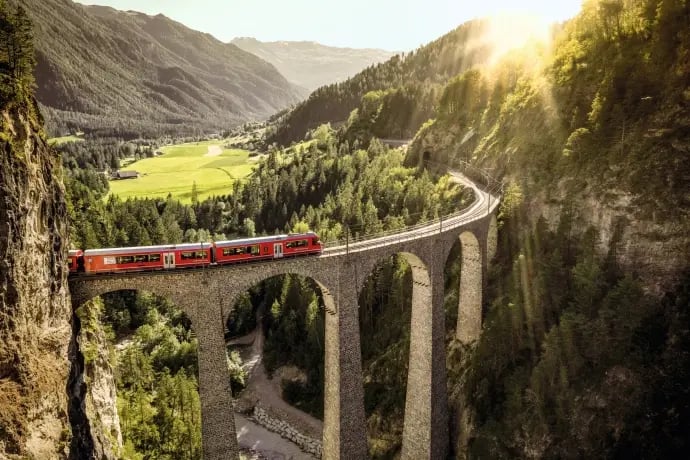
(108, 141, 255, 203)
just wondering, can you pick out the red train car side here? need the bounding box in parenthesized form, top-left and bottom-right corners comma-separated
(69, 232, 323, 275)
(68, 249, 83, 273)
(214, 232, 322, 264)
(82, 243, 212, 274)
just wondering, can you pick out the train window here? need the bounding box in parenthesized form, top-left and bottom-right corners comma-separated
(287, 239, 308, 248)
(134, 255, 148, 263)
(312, 237, 320, 245)
(116, 255, 134, 264)
(181, 252, 193, 260)
(195, 251, 207, 259)
(223, 247, 245, 256)
(149, 254, 161, 262)
(249, 245, 260, 255)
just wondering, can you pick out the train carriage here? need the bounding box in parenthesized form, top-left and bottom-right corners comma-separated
(82, 242, 212, 274)
(68, 249, 83, 272)
(214, 232, 322, 265)
(69, 232, 323, 275)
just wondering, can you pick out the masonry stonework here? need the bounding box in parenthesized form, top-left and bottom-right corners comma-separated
(68, 208, 497, 460)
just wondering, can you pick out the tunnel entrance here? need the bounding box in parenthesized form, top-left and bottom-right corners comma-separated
(422, 151, 431, 166)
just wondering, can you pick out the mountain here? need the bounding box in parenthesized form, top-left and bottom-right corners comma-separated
(20, 0, 304, 137)
(402, 0, 690, 457)
(266, 19, 496, 146)
(231, 37, 396, 92)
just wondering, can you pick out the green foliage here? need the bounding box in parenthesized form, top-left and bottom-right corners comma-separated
(261, 275, 325, 418)
(0, 1, 36, 104)
(359, 255, 412, 459)
(107, 292, 203, 460)
(267, 19, 496, 145)
(225, 293, 257, 339)
(449, 201, 690, 458)
(341, 85, 439, 145)
(227, 351, 247, 395)
(438, 69, 489, 123)
(21, 0, 300, 137)
(419, 0, 690, 216)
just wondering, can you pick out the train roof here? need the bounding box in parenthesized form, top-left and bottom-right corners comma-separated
(84, 242, 212, 256)
(214, 232, 317, 247)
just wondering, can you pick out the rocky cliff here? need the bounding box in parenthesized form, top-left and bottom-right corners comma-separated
(0, 97, 71, 457)
(409, 124, 689, 295)
(71, 298, 122, 460)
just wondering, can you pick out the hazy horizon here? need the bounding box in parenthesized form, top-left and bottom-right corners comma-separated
(74, 0, 582, 51)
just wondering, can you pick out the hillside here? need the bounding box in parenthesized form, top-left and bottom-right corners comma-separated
(402, 0, 690, 456)
(20, 0, 304, 137)
(231, 37, 396, 92)
(0, 4, 73, 457)
(266, 19, 496, 145)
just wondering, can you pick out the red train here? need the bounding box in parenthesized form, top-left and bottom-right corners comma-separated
(68, 232, 323, 275)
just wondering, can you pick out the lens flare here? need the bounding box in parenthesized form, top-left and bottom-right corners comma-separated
(483, 14, 553, 65)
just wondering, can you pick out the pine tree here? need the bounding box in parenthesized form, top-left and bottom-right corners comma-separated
(190, 181, 199, 205)
(0, 3, 34, 91)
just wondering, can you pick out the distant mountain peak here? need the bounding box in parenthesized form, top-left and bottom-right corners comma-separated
(230, 37, 396, 91)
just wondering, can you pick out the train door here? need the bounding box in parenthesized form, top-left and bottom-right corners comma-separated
(163, 252, 176, 269)
(273, 243, 284, 259)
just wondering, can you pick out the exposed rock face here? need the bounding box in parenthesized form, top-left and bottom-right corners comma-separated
(409, 125, 689, 295)
(526, 185, 689, 296)
(76, 299, 123, 460)
(0, 98, 71, 458)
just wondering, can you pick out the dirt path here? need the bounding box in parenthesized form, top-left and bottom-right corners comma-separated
(235, 312, 324, 440)
(204, 144, 223, 157)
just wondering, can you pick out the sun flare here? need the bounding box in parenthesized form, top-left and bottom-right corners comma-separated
(483, 14, 553, 65)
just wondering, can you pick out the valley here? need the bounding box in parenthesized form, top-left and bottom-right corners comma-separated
(0, 0, 688, 459)
(107, 140, 254, 203)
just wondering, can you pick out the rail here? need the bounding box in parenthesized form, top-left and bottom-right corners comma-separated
(322, 161, 503, 256)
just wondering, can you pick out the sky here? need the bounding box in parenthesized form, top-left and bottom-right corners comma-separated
(74, 0, 582, 51)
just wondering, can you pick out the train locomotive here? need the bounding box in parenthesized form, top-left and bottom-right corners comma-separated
(68, 232, 323, 275)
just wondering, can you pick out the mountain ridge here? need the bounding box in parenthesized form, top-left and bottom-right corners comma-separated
(231, 36, 396, 92)
(21, 0, 304, 137)
(265, 19, 496, 145)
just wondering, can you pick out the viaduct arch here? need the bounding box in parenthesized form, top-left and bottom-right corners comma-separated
(69, 174, 499, 460)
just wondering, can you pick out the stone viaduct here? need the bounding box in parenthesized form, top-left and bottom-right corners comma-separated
(69, 173, 500, 460)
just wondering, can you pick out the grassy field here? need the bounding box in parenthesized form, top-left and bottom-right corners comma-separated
(108, 141, 254, 203)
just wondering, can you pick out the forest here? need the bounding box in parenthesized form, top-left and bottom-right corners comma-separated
(0, 0, 35, 105)
(3, 0, 686, 458)
(265, 18, 496, 146)
(421, 0, 690, 457)
(64, 125, 467, 458)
